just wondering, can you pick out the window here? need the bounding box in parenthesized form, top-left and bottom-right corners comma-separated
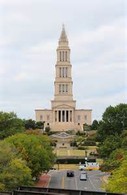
(65, 51, 67, 61)
(47, 115, 50, 121)
(62, 51, 64, 61)
(60, 51, 68, 62)
(59, 67, 68, 78)
(62, 84, 64, 92)
(59, 84, 62, 93)
(84, 115, 87, 120)
(59, 67, 61, 77)
(65, 67, 68, 77)
(60, 51, 61, 61)
(66, 84, 68, 92)
(59, 84, 68, 94)
(78, 115, 80, 121)
(40, 115, 43, 121)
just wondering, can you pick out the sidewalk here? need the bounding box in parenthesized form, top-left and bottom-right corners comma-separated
(101, 173, 110, 184)
(35, 173, 51, 187)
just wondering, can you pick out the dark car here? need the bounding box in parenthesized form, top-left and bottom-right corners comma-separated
(67, 170, 74, 177)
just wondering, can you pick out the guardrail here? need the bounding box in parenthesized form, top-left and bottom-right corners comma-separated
(12, 186, 126, 195)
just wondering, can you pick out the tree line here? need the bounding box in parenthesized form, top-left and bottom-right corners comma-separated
(74, 103, 127, 193)
(0, 112, 55, 191)
(0, 103, 127, 193)
(94, 103, 127, 193)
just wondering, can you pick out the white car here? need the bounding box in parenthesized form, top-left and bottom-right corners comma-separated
(80, 172, 87, 181)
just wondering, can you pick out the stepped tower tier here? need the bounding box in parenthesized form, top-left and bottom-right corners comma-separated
(52, 25, 76, 107)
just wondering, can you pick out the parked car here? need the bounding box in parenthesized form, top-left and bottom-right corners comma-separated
(79, 164, 86, 171)
(67, 170, 74, 177)
(80, 172, 87, 181)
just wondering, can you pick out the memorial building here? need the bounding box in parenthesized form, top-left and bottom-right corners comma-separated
(35, 26, 92, 131)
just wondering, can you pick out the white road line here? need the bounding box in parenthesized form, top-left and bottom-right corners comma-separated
(74, 177, 78, 190)
(61, 176, 65, 189)
(88, 176, 98, 191)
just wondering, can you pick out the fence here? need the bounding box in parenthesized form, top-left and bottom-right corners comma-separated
(12, 186, 126, 195)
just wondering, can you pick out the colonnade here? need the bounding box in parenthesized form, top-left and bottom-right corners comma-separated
(55, 110, 73, 122)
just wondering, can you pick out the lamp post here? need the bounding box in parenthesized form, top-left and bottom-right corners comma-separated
(85, 150, 88, 163)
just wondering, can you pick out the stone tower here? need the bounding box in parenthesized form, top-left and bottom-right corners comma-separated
(35, 26, 92, 131)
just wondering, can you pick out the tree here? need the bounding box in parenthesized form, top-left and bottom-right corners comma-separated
(96, 104, 127, 142)
(0, 112, 24, 139)
(0, 141, 33, 191)
(24, 120, 45, 130)
(35, 121, 44, 130)
(106, 159, 127, 193)
(121, 130, 127, 149)
(91, 120, 99, 130)
(0, 158, 33, 191)
(6, 133, 55, 177)
(83, 123, 91, 131)
(45, 126, 51, 134)
(97, 135, 121, 158)
(103, 103, 127, 132)
(100, 148, 127, 172)
(24, 119, 36, 130)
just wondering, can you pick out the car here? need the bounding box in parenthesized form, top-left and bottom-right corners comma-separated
(66, 170, 74, 177)
(49, 167, 56, 170)
(80, 172, 87, 181)
(79, 164, 86, 171)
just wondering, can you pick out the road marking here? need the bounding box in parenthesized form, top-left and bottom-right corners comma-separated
(47, 175, 51, 188)
(74, 177, 78, 190)
(88, 177, 97, 191)
(61, 176, 65, 189)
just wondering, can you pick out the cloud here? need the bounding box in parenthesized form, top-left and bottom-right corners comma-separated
(0, 0, 126, 121)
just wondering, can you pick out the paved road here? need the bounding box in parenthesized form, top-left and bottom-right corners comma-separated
(48, 170, 107, 192)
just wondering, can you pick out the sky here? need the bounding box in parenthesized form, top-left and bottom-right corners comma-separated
(0, 0, 127, 121)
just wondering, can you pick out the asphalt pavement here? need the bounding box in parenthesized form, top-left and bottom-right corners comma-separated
(48, 170, 107, 192)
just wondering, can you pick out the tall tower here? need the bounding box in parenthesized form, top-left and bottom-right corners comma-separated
(51, 25, 76, 130)
(35, 26, 92, 131)
(53, 25, 74, 102)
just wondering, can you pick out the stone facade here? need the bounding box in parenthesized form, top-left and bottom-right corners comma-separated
(35, 26, 92, 131)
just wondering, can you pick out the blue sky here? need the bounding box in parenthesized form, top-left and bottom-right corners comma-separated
(0, 0, 127, 121)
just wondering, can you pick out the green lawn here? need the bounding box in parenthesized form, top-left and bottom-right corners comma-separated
(53, 147, 103, 170)
(54, 147, 97, 157)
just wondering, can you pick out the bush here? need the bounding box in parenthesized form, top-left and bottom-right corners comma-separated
(76, 131, 85, 136)
(83, 140, 96, 146)
(78, 146, 88, 150)
(56, 158, 85, 164)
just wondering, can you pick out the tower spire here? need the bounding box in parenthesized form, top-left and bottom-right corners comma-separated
(59, 24, 68, 43)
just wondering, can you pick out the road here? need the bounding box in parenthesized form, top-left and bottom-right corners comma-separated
(48, 170, 107, 192)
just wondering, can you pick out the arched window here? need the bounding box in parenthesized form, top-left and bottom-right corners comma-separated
(66, 84, 68, 92)
(62, 51, 64, 61)
(65, 51, 67, 61)
(59, 67, 61, 77)
(59, 84, 62, 93)
(60, 51, 61, 61)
